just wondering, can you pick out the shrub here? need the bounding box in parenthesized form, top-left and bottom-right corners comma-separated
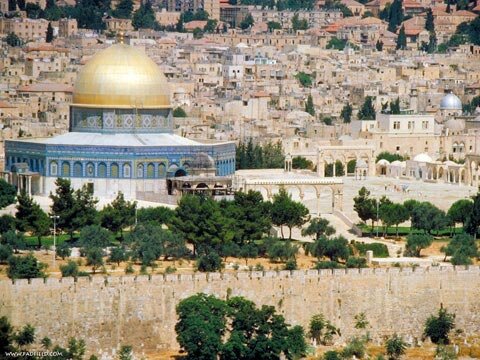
(56, 242, 71, 260)
(0, 244, 13, 264)
(341, 337, 366, 359)
(385, 333, 407, 360)
(7, 254, 46, 279)
(314, 261, 343, 269)
(165, 266, 177, 274)
(60, 260, 79, 277)
(125, 262, 134, 274)
(346, 257, 367, 268)
(424, 308, 455, 344)
(354, 242, 389, 257)
(284, 259, 297, 270)
(196, 252, 222, 272)
(254, 263, 264, 271)
(323, 351, 341, 360)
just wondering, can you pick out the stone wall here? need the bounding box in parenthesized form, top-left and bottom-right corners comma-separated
(1, 267, 480, 358)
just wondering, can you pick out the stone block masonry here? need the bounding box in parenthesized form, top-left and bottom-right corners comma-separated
(1, 267, 480, 358)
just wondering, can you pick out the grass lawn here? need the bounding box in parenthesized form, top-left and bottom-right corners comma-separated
(25, 234, 72, 248)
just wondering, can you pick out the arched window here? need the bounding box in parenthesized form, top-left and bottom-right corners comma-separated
(98, 162, 107, 177)
(73, 162, 82, 177)
(50, 161, 58, 176)
(111, 163, 119, 178)
(158, 163, 166, 177)
(137, 164, 144, 178)
(86, 162, 95, 177)
(147, 163, 155, 178)
(123, 163, 131, 178)
(61, 162, 70, 177)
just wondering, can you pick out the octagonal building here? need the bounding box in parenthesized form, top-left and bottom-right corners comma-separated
(3, 43, 236, 199)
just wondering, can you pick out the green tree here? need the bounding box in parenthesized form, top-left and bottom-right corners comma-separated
(7, 253, 46, 279)
(302, 217, 335, 240)
(108, 246, 128, 266)
(240, 13, 254, 29)
(267, 239, 299, 262)
(358, 96, 376, 120)
(16, 192, 51, 248)
(292, 13, 309, 31)
(112, 0, 133, 18)
(173, 107, 188, 117)
(353, 187, 377, 229)
(118, 345, 133, 360)
(193, 27, 204, 39)
(405, 233, 433, 257)
(396, 25, 407, 50)
(465, 192, 480, 237)
(376, 151, 404, 162)
(447, 199, 473, 228)
(340, 103, 353, 123)
(424, 308, 455, 345)
(175, 293, 227, 360)
(1, 231, 26, 254)
(390, 98, 401, 114)
(427, 31, 437, 53)
(0, 244, 13, 264)
(136, 205, 175, 225)
(441, 233, 478, 265)
(6, 33, 22, 47)
(72, 184, 99, 232)
(56, 242, 71, 260)
(0, 179, 16, 209)
(305, 94, 315, 116)
(379, 202, 409, 237)
(305, 235, 350, 262)
(171, 194, 232, 256)
(387, 0, 403, 32)
(78, 225, 113, 250)
(132, 1, 157, 30)
(99, 192, 136, 239)
(295, 71, 313, 87)
(204, 19, 218, 33)
(86, 247, 104, 274)
(326, 37, 347, 50)
(25, 2, 42, 18)
(376, 40, 384, 51)
(60, 260, 79, 277)
(385, 334, 407, 360)
(197, 252, 223, 272)
(0, 215, 16, 234)
(292, 156, 313, 170)
(270, 188, 309, 239)
(267, 20, 281, 31)
(220, 190, 271, 245)
(46, 22, 54, 43)
(425, 7, 434, 32)
(411, 202, 447, 234)
(50, 178, 76, 238)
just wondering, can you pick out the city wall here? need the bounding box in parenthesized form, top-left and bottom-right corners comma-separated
(1, 266, 480, 358)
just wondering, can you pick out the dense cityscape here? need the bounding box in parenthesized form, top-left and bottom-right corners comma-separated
(0, 0, 480, 358)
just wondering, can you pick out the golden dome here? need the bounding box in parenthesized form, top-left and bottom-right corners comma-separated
(72, 44, 170, 109)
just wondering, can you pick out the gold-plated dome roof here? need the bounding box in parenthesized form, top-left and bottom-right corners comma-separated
(72, 44, 170, 109)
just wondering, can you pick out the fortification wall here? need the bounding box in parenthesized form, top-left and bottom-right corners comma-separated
(1, 267, 480, 358)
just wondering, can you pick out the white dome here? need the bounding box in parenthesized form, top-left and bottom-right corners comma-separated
(356, 159, 368, 168)
(377, 159, 390, 165)
(391, 160, 402, 166)
(440, 93, 462, 111)
(413, 153, 433, 162)
(444, 160, 456, 166)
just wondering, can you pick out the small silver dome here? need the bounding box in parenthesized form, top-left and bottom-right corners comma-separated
(440, 93, 462, 111)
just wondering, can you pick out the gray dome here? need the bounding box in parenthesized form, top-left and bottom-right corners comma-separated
(191, 152, 215, 169)
(440, 93, 462, 111)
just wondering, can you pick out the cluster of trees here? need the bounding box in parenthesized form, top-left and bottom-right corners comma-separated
(175, 293, 307, 360)
(357, 96, 376, 120)
(419, 8, 438, 54)
(381, 98, 401, 115)
(462, 95, 480, 115)
(354, 187, 480, 264)
(235, 0, 315, 10)
(3, 175, 317, 276)
(291, 13, 309, 31)
(326, 37, 348, 51)
(340, 103, 353, 123)
(235, 139, 284, 169)
(295, 71, 314, 87)
(375, 151, 405, 163)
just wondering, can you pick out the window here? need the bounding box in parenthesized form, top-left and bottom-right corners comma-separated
(408, 121, 413, 130)
(98, 163, 107, 177)
(50, 161, 58, 176)
(86, 163, 94, 177)
(158, 163, 166, 177)
(62, 162, 70, 177)
(422, 121, 429, 129)
(393, 121, 400, 130)
(73, 162, 82, 177)
(123, 164, 131, 178)
(111, 163, 119, 178)
(137, 164, 144, 178)
(147, 163, 155, 178)
(396, 146, 400, 151)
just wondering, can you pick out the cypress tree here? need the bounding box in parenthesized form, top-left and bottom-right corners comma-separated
(396, 25, 407, 50)
(425, 8, 434, 32)
(427, 31, 437, 53)
(305, 95, 315, 116)
(358, 96, 376, 120)
(387, 0, 403, 32)
(46, 22, 54, 43)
